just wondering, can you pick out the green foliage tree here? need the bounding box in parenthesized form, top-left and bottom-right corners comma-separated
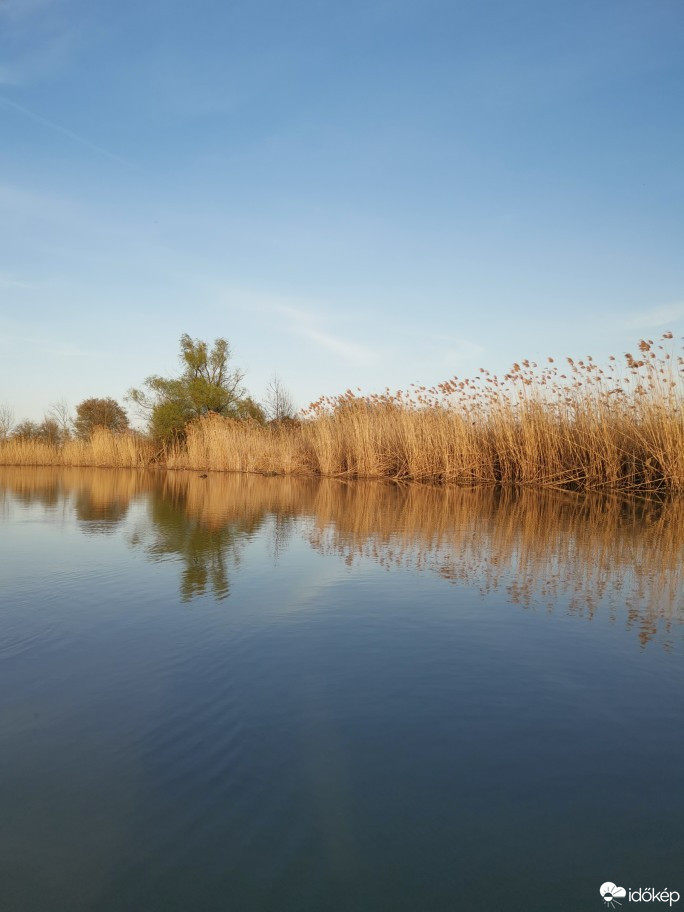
(233, 396, 267, 423)
(149, 400, 189, 443)
(128, 334, 254, 440)
(74, 397, 129, 439)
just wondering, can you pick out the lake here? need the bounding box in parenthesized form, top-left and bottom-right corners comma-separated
(1, 467, 682, 912)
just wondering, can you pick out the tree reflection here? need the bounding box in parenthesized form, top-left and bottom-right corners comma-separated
(133, 485, 265, 601)
(75, 491, 130, 534)
(128, 472, 313, 602)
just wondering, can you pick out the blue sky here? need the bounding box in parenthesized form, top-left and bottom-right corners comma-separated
(1, 0, 683, 421)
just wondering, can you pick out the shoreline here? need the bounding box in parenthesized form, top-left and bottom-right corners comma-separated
(0, 457, 680, 498)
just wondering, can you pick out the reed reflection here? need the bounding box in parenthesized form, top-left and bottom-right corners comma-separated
(0, 466, 147, 531)
(1, 467, 682, 645)
(303, 483, 684, 647)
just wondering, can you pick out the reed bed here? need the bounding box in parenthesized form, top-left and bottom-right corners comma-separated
(168, 333, 684, 493)
(2, 334, 683, 492)
(0, 428, 154, 468)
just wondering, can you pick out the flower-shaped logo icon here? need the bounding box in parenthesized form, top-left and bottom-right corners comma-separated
(600, 883, 627, 908)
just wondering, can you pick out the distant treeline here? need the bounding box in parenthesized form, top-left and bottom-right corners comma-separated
(0, 334, 295, 446)
(1, 332, 683, 494)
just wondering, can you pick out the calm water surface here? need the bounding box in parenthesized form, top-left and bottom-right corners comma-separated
(1, 468, 683, 912)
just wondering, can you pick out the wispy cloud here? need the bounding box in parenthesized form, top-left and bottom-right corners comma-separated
(274, 303, 374, 364)
(385, 325, 484, 370)
(627, 302, 684, 329)
(219, 287, 484, 374)
(222, 289, 377, 364)
(0, 95, 133, 166)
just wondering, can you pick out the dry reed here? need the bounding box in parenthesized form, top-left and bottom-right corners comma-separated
(167, 332, 684, 492)
(0, 428, 154, 468)
(2, 334, 683, 492)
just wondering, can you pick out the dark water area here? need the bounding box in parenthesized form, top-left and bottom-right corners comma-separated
(1, 467, 682, 912)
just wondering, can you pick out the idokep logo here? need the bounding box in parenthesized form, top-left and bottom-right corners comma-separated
(600, 883, 681, 908)
(601, 884, 627, 908)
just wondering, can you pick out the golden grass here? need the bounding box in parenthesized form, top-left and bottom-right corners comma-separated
(0, 428, 154, 468)
(2, 334, 683, 492)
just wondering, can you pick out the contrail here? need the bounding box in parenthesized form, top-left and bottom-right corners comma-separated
(0, 94, 134, 166)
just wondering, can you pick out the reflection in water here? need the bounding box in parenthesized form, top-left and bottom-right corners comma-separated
(75, 491, 131, 534)
(0, 467, 145, 533)
(1, 467, 682, 645)
(130, 475, 267, 602)
(1, 466, 684, 912)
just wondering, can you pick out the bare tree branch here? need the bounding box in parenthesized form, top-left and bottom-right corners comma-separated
(47, 399, 73, 438)
(264, 375, 296, 422)
(0, 402, 14, 439)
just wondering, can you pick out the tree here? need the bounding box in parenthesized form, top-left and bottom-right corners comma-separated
(12, 420, 42, 441)
(12, 418, 65, 444)
(0, 402, 14, 439)
(233, 396, 266, 423)
(40, 418, 63, 445)
(47, 399, 73, 439)
(74, 397, 129, 439)
(128, 334, 253, 440)
(263, 374, 296, 422)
